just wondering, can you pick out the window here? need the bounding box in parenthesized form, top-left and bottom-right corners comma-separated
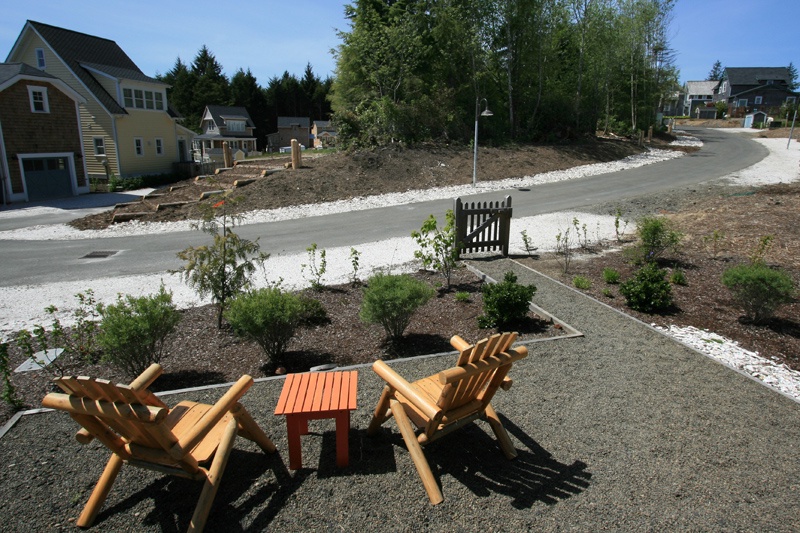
(93, 137, 106, 156)
(738, 99, 748, 107)
(754, 96, 763, 105)
(35, 48, 46, 69)
(787, 96, 797, 104)
(207, 121, 216, 132)
(227, 120, 245, 132)
(122, 88, 165, 110)
(155, 138, 164, 156)
(28, 86, 49, 113)
(134, 138, 143, 156)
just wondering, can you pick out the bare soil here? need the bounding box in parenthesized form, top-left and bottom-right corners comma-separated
(3, 131, 797, 426)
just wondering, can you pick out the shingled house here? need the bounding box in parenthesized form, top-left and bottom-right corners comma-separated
(5, 21, 190, 184)
(0, 62, 86, 202)
(718, 67, 798, 117)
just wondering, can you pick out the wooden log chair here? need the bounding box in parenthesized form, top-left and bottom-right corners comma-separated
(367, 332, 528, 504)
(41, 364, 277, 532)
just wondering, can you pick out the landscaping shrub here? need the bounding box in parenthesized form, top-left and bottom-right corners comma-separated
(174, 196, 269, 328)
(360, 273, 435, 341)
(670, 268, 687, 286)
(627, 216, 683, 264)
(721, 263, 795, 324)
(619, 263, 673, 313)
(298, 294, 329, 326)
(602, 267, 621, 284)
(224, 287, 304, 365)
(97, 286, 181, 378)
(478, 271, 537, 329)
(573, 276, 592, 290)
(412, 210, 459, 290)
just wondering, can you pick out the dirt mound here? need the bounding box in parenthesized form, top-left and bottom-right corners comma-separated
(70, 139, 647, 230)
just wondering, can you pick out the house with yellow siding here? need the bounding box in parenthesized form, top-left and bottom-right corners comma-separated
(5, 21, 189, 184)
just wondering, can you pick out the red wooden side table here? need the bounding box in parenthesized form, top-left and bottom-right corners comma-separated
(274, 370, 358, 470)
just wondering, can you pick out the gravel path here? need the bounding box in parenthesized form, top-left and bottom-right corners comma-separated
(2, 258, 799, 531)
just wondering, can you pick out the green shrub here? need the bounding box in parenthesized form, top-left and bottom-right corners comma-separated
(478, 272, 537, 329)
(602, 288, 614, 298)
(602, 268, 621, 284)
(573, 276, 592, 290)
(629, 216, 683, 264)
(298, 294, 329, 326)
(173, 196, 269, 328)
(412, 210, 459, 290)
(455, 291, 471, 303)
(670, 268, 687, 286)
(721, 263, 795, 324)
(97, 286, 181, 378)
(360, 273, 435, 341)
(619, 263, 673, 313)
(1, 342, 23, 410)
(225, 287, 304, 364)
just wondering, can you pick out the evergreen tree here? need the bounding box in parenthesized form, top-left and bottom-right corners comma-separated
(787, 62, 798, 91)
(707, 60, 723, 81)
(230, 68, 269, 148)
(190, 45, 230, 114)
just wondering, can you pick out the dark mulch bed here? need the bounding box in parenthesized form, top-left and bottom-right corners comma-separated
(517, 181, 800, 373)
(1, 268, 564, 425)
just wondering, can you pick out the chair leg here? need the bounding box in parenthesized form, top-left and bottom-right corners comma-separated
(484, 404, 517, 460)
(390, 400, 443, 505)
(77, 453, 124, 528)
(367, 386, 393, 436)
(234, 405, 277, 453)
(188, 417, 238, 533)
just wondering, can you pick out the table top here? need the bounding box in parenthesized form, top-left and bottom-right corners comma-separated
(274, 370, 358, 416)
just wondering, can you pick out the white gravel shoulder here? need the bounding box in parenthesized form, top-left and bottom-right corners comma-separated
(3, 130, 800, 399)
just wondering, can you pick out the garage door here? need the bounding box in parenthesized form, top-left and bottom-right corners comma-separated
(23, 157, 73, 200)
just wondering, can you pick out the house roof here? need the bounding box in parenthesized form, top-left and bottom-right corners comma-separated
(724, 67, 791, 86)
(313, 120, 332, 128)
(0, 61, 86, 103)
(278, 116, 310, 128)
(12, 21, 163, 115)
(685, 80, 719, 96)
(204, 105, 255, 128)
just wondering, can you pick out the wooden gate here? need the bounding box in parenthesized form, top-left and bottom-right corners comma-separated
(454, 195, 513, 258)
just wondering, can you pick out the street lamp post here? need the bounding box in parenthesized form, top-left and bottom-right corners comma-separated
(472, 97, 493, 187)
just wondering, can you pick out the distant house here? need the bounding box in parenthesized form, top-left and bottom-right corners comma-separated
(718, 67, 798, 117)
(5, 20, 186, 182)
(266, 117, 311, 152)
(194, 105, 257, 162)
(0, 62, 86, 202)
(684, 80, 720, 117)
(312, 120, 337, 148)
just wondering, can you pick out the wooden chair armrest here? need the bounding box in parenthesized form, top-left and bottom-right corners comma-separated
(129, 364, 163, 391)
(372, 361, 441, 422)
(169, 375, 253, 460)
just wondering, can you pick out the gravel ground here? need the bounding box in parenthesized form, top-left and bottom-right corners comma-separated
(2, 259, 799, 531)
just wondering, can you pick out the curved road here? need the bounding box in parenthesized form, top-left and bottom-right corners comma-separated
(0, 128, 768, 287)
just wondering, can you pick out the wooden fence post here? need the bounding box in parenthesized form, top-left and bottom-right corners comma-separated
(291, 139, 302, 170)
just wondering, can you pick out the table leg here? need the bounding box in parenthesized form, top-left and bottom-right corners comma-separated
(286, 415, 304, 470)
(335, 410, 351, 468)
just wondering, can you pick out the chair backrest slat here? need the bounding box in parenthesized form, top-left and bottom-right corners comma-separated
(52, 376, 168, 449)
(443, 333, 518, 413)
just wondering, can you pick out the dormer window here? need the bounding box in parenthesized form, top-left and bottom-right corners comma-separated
(122, 88, 165, 110)
(227, 120, 245, 132)
(35, 48, 46, 69)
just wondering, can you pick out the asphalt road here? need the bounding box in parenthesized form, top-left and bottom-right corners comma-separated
(0, 128, 768, 288)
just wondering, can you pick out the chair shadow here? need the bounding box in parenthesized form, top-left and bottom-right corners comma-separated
(420, 414, 591, 509)
(95, 447, 308, 531)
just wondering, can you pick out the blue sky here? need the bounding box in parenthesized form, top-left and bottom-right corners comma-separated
(1, 0, 798, 87)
